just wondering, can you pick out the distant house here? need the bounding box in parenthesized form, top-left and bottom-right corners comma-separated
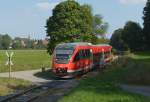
(13, 37, 30, 48)
(12, 36, 48, 49)
(42, 38, 48, 45)
(33, 41, 38, 45)
(21, 40, 26, 47)
(20, 38, 30, 47)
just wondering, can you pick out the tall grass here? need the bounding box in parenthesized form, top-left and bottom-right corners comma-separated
(0, 77, 31, 96)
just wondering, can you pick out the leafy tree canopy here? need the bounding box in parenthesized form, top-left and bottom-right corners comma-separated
(46, 1, 107, 54)
(122, 21, 144, 51)
(110, 21, 144, 52)
(143, 0, 150, 49)
(0, 34, 12, 49)
(110, 28, 129, 51)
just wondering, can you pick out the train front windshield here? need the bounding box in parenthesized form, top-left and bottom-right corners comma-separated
(55, 49, 74, 64)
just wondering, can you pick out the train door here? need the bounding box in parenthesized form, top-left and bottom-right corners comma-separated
(78, 50, 89, 73)
(79, 50, 85, 71)
(93, 51, 100, 67)
(73, 50, 85, 74)
(99, 49, 105, 67)
(73, 51, 81, 71)
(105, 49, 112, 63)
(90, 49, 93, 69)
(88, 49, 93, 70)
(83, 49, 92, 72)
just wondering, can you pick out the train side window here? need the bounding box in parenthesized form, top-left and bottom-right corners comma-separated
(105, 52, 109, 58)
(99, 53, 102, 57)
(85, 50, 88, 58)
(80, 50, 83, 59)
(77, 50, 90, 59)
(74, 52, 80, 62)
(83, 50, 88, 59)
(88, 50, 91, 58)
(83, 50, 86, 58)
(79, 50, 84, 59)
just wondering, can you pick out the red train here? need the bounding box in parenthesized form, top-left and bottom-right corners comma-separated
(52, 42, 112, 78)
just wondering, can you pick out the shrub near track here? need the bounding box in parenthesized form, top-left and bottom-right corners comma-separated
(59, 52, 150, 102)
(0, 50, 51, 72)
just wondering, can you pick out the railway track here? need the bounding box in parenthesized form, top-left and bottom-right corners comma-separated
(0, 68, 101, 102)
(0, 80, 68, 102)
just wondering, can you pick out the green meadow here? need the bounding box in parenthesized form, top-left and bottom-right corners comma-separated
(0, 50, 51, 96)
(0, 50, 51, 72)
(59, 52, 150, 102)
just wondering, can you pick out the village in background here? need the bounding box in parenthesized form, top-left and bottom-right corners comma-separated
(0, 34, 48, 49)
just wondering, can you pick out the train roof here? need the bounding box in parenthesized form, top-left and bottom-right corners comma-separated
(55, 43, 111, 50)
(92, 44, 111, 47)
(56, 42, 92, 49)
(62, 42, 92, 45)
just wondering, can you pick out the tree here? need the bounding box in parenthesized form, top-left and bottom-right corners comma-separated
(79, 4, 93, 42)
(143, 0, 150, 50)
(110, 28, 129, 51)
(1, 34, 12, 49)
(34, 40, 47, 49)
(0, 34, 3, 49)
(122, 21, 143, 51)
(46, 1, 93, 54)
(12, 41, 22, 49)
(93, 14, 108, 38)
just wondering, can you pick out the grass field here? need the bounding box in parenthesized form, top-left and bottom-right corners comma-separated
(130, 52, 150, 63)
(59, 52, 150, 102)
(0, 50, 51, 72)
(0, 77, 31, 96)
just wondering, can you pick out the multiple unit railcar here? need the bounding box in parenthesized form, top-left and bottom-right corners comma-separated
(52, 42, 112, 78)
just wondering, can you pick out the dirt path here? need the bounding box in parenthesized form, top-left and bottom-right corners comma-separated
(120, 84, 150, 97)
(0, 69, 51, 83)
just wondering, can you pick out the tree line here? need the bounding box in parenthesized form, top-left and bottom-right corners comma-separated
(46, 0, 150, 54)
(110, 0, 150, 52)
(0, 34, 47, 50)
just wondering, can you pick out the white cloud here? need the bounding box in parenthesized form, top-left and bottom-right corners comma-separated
(36, 2, 59, 11)
(119, 0, 146, 5)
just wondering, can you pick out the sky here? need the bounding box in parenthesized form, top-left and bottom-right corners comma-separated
(0, 0, 147, 39)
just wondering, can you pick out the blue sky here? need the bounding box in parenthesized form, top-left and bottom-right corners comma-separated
(0, 0, 147, 39)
